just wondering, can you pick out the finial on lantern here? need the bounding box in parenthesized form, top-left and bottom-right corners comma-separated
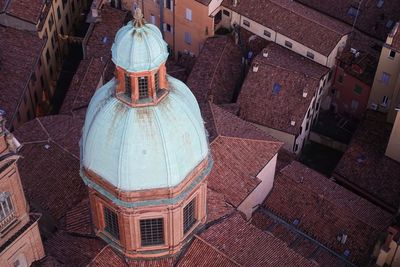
(132, 8, 145, 28)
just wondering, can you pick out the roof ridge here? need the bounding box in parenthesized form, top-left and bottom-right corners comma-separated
(193, 235, 243, 266)
(208, 38, 229, 98)
(215, 134, 284, 146)
(71, 58, 94, 111)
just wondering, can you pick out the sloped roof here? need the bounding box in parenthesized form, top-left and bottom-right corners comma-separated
(222, 0, 350, 56)
(264, 160, 393, 265)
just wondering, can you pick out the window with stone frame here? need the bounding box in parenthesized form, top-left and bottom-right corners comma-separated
(0, 192, 15, 228)
(183, 198, 196, 234)
(138, 76, 149, 99)
(140, 218, 164, 246)
(103, 206, 120, 240)
(125, 74, 132, 97)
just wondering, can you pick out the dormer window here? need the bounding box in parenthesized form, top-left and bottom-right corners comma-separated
(138, 76, 149, 99)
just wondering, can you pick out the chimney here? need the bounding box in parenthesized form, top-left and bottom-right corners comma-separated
(290, 120, 296, 126)
(262, 49, 269, 58)
(302, 90, 308, 98)
(252, 63, 259, 72)
(233, 0, 238, 7)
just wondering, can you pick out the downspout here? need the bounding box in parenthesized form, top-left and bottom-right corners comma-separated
(172, 0, 176, 56)
(159, 0, 164, 39)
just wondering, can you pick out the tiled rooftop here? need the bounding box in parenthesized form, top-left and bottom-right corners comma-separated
(294, 0, 400, 41)
(238, 44, 326, 136)
(208, 136, 281, 207)
(14, 115, 86, 219)
(4, 0, 46, 24)
(0, 26, 44, 126)
(333, 111, 400, 211)
(65, 198, 93, 236)
(263, 160, 393, 265)
(200, 212, 316, 266)
(186, 36, 242, 104)
(194, 0, 212, 6)
(177, 236, 240, 267)
(222, 0, 350, 56)
(86, 6, 127, 59)
(60, 58, 105, 115)
(89, 246, 127, 267)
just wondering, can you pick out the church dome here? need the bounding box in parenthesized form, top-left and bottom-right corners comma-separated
(81, 76, 209, 191)
(111, 16, 169, 72)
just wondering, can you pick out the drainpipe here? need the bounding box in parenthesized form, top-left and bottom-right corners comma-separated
(172, 0, 176, 57)
(159, 0, 164, 38)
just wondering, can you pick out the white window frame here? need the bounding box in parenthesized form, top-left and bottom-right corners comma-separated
(381, 72, 391, 85)
(185, 8, 192, 21)
(184, 32, 192, 45)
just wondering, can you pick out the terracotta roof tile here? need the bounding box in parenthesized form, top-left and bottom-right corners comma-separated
(14, 115, 86, 219)
(238, 46, 324, 135)
(45, 231, 106, 266)
(0, 26, 44, 126)
(210, 104, 278, 142)
(206, 188, 235, 223)
(195, 0, 212, 6)
(222, 0, 350, 56)
(200, 213, 316, 266)
(86, 6, 127, 59)
(177, 236, 240, 267)
(60, 58, 105, 114)
(294, 0, 400, 41)
(89, 246, 127, 267)
(6, 0, 45, 24)
(128, 257, 175, 267)
(333, 111, 400, 210)
(65, 198, 94, 236)
(264, 160, 393, 265)
(186, 36, 242, 104)
(208, 136, 281, 207)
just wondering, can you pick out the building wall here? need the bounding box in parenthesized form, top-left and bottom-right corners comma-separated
(385, 109, 400, 163)
(332, 66, 371, 118)
(369, 45, 400, 123)
(0, 163, 30, 245)
(0, 222, 45, 267)
(252, 123, 296, 152)
(238, 154, 277, 219)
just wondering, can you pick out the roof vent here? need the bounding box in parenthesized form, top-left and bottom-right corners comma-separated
(232, 0, 238, 7)
(302, 90, 308, 98)
(343, 250, 350, 258)
(292, 219, 300, 226)
(350, 48, 357, 54)
(262, 49, 269, 58)
(44, 144, 50, 150)
(290, 120, 296, 126)
(252, 63, 259, 72)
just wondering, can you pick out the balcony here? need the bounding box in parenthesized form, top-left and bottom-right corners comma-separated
(0, 211, 17, 233)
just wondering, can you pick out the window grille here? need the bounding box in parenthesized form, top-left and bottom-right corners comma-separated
(138, 77, 149, 99)
(125, 74, 132, 97)
(140, 218, 164, 246)
(154, 72, 160, 93)
(104, 207, 120, 240)
(183, 198, 196, 234)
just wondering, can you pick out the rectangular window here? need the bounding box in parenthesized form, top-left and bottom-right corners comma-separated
(57, 6, 61, 20)
(138, 77, 149, 99)
(150, 14, 156, 24)
(347, 6, 360, 18)
(263, 30, 271, 38)
(125, 74, 131, 97)
(104, 207, 120, 240)
(71, 1, 75, 12)
(382, 95, 389, 106)
(0, 192, 15, 224)
(389, 50, 396, 59)
(183, 199, 196, 234)
(184, 32, 192, 44)
(154, 72, 160, 93)
(338, 74, 344, 84)
(46, 49, 50, 64)
(66, 14, 69, 26)
(62, 0, 67, 9)
(165, 0, 172, 10)
(185, 8, 192, 21)
(163, 23, 172, 33)
(351, 100, 359, 110)
(140, 218, 164, 246)
(354, 84, 363, 94)
(243, 20, 250, 27)
(306, 121, 310, 131)
(48, 14, 54, 30)
(381, 72, 391, 85)
(306, 51, 314, 59)
(285, 41, 292, 48)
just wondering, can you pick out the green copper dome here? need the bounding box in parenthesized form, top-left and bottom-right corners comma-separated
(111, 16, 169, 72)
(80, 12, 210, 192)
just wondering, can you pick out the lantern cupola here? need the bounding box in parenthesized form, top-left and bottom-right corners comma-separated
(112, 9, 169, 106)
